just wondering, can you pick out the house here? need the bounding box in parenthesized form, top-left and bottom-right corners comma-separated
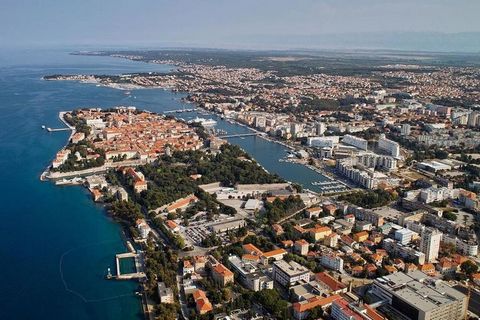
(365, 264, 377, 277)
(294, 239, 310, 256)
(243, 243, 263, 256)
(472, 273, 480, 286)
(193, 256, 206, 273)
(90, 188, 103, 202)
(262, 248, 287, 263)
(351, 266, 364, 277)
(370, 253, 384, 266)
(353, 231, 369, 243)
(136, 219, 151, 239)
(393, 258, 405, 271)
(165, 220, 179, 232)
(305, 207, 323, 219)
(384, 265, 398, 274)
(436, 258, 457, 276)
(323, 203, 337, 215)
(272, 224, 284, 235)
(193, 289, 213, 315)
(244, 199, 261, 211)
(281, 240, 294, 248)
(212, 263, 234, 286)
(419, 263, 436, 276)
(183, 260, 194, 276)
(405, 263, 418, 272)
(242, 254, 260, 263)
(309, 226, 332, 241)
(324, 232, 339, 248)
(293, 295, 342, 320)
(157, 282, 174, 304)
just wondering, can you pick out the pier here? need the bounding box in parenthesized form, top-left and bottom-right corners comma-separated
(46, 127, 70, 132)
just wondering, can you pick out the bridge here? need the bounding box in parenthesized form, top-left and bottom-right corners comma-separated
(218, 132, 265, 138)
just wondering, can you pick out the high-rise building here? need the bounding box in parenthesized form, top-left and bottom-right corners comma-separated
(420, 228, 442, 262)
(378, 134, 400, 158)
(401, 123, 411, 136)
(468, 111, 480, 127)
(315, 122, 327, 136)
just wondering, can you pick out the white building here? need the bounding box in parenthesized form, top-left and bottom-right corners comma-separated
(307, 136, 340, 148)
(157, 282, 174, 304)
(320, 254, 344, 272)
(401, 124, 411, 136)
(395, 228, 414, 245)
(342, 134, 368, 151)
(378, 134, 400, 158)
(272, 260, 310, 287)
(442, 234, 478, 257)
(419, 187, 459, 204)
(420, 228, 442, 263)
(228, 256, 274, 292)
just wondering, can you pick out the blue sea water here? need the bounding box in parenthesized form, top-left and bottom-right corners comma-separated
(0, 48, 329, 320)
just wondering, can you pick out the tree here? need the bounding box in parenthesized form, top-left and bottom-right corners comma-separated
(460, 260, 478, 275)
(443, 211, 457, 221)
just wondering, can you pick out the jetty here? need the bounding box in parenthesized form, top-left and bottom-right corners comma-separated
(218, 132, 266, 138)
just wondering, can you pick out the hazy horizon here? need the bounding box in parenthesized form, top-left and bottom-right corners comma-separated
(2, 0, 480, 52)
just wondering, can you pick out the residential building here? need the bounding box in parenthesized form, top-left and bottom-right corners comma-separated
(394, 228, 414, 245)
(193, 289, 213, 315)
(228, 256, 273, 292)
(294, 239, 310, 256)
(420, 228, 442, 262)
(378, 134, 400, 158)
(320, 254, 344, 272)
(293, 295, 342, 320)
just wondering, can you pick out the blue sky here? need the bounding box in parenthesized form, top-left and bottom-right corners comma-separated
(1, 0, 479, 50)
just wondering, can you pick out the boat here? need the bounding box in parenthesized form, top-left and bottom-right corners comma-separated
(41, 125, 46, 129)
(189, 117, 217, 127)
(124, 91, 131, 95)
(105, 267, 113, 280)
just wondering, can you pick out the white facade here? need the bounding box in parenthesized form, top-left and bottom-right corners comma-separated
(420, 228, 442, 262)
(272, 260, 310, 287)
(320, 255, 344, 272)
(378, 134, 400, 158)
(342, 134, 368, 151)
(307, 136, 340, 148)
(395, 228, 414, 245)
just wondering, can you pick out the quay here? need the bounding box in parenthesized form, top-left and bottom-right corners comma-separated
(45, 127, 70, 132)
(218, 132, 266, 138)
(163, 108, 196, 114)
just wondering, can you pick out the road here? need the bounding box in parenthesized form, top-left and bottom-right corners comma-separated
(453, 285, 480, 317)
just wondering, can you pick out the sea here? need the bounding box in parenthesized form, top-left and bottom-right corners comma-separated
(0, 48, 330, 319)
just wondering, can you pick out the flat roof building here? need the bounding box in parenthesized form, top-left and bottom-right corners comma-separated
(371, 271, 467, 320)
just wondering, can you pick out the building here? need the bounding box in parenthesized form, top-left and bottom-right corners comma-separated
(294, 239, 310, 256)
(228, 255, 273, 292)
(136, 219, 152, 239)
(342, 134, 368, 150)
(307, 136, 340, 148)
(331, 298, 363, 320)
(378, 134, 400, 158)
(316, 272, 347, 293)
(419, 186, 458, 204)
(371, 271, 467, 320)
(212, 263, 234, 286)
(324, 232, 339, 248)
(193, 289, 213, 315)
(157, 282, 174, 304)
(309, 226, 332, 241)
(293, 295, 342, 320)
(320, 254, 344, 272)
(383, 238, 426, 265)
(272, 260, 310, 287)
(442, 234, 479, 257)
(353, 231, 369, 243)
(401, 124, 411, 136)
(420, 228, 442, 262)
(394, 228, 414, 245)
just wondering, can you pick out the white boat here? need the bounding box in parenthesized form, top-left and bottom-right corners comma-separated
(189, 117, 217, 127)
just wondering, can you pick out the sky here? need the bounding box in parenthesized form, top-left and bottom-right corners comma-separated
(1, 0, 480, 51)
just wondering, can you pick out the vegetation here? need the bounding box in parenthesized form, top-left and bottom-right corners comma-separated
(460, 260, 478, 275)
(338, 189, 397, 209)
(254, 289, 289, 320)
(109, 200, 142, 226)
(443, 211, 457, 221)
(262, 196, 305, 223)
